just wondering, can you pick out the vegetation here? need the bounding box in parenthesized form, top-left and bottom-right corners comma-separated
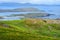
(0, 19, 60, 40)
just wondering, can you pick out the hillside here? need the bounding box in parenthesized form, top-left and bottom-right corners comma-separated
(0, 19, 60, 40)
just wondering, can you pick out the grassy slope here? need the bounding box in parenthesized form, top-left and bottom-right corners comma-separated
(0, 19, 60, 40)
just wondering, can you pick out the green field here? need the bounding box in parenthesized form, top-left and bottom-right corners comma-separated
(0, 19, 60, 40)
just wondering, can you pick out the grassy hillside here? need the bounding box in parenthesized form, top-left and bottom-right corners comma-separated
(0, 19, 60, 40)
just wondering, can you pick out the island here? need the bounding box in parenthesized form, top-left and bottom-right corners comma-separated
(0, 7, 45, 12)
(8, 12, 54, 19)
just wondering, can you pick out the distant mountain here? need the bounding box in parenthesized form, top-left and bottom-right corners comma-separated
(0, 2, 35, 6)
(0, 2, 60, 6)
(0, 2, 22, 6)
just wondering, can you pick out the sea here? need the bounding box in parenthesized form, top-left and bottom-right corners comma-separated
(0, 5, 60, 20)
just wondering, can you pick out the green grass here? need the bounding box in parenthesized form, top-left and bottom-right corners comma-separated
(0, 19, 60, 40)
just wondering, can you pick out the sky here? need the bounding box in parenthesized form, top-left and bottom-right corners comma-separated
(0, 0, 60, 4)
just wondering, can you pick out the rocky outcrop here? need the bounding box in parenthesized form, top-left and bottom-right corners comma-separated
(0, 16, 4, 19)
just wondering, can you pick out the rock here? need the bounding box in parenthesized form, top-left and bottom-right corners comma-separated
(0, 16, 4, 19)
(55, 18, 60, 20)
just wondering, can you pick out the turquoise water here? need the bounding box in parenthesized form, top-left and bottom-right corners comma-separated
(0, 5, 60, 20)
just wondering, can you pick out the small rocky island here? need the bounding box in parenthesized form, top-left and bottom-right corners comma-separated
(9, 12, 53, 19)
(0, 8, 44, 12)
(0, 7, 54, 19)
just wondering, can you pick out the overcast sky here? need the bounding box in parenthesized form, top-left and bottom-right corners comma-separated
(0, 0, 60, 4)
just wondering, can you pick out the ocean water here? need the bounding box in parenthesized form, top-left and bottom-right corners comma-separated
(0, 5, 60, 20)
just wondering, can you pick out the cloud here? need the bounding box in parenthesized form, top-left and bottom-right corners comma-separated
(0, 0, 60, 4)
